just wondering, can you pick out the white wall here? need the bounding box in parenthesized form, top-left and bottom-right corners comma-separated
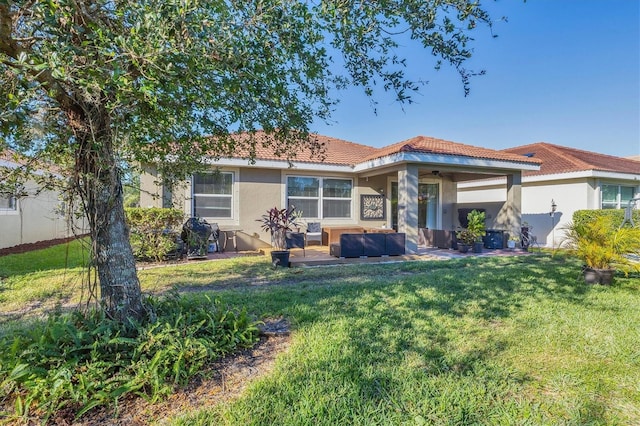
(457, 177, 595, 248)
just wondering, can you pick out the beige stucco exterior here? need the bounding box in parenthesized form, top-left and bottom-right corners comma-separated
(140, 159, 529, 253)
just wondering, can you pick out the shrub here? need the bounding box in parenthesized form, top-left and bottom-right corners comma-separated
(573, 209, 640, 227)
(0, 294, 260, 422)
(560, 215, 640, 273)
(125, 207, 185, 261)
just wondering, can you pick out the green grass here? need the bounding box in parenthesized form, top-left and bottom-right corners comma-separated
(1, 243, 639, 424)
(0, 239, 90, 312)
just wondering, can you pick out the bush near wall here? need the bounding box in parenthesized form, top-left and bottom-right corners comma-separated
(573, 209, 640, 227)
(125, 207, 185, 261)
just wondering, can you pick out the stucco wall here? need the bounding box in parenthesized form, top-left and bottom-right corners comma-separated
(139, 165, 164, 208)
(0, 181, 74, 249)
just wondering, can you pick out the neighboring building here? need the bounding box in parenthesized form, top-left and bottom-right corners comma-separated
(141, 133, 541, 253)
(0, 150, 75, 249)
(458, 142, 640, 247)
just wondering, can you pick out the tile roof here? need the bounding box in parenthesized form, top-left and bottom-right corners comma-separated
(503, 142, 640, 176)
(361, 135, 542, 165)
(221, 131, 378, 166)
(224, 132, 541, 167)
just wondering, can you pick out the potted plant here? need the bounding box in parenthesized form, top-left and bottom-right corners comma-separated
(466, 209, 486, 253)
(258, 206, 300, 267)
(456, 229, 475, 253)
(507, 235, 519, 250)
(560, 216, 640, 284)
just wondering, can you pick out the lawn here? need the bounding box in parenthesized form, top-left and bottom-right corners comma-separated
(1, 242, 639, 425)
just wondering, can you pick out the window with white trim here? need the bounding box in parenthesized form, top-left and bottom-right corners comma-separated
(286, 176, 352, 219)
(602, 184, 636, 209)
(0, 195, 16, 211)
(193, 172, 233, 218)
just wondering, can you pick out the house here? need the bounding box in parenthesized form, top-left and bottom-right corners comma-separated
(457, 142, 640, 247)
(0, 150, 76, 250)
(140, 132, 541, 253)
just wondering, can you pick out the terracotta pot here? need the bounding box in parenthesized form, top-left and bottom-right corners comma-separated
(583, 267, 615, 285)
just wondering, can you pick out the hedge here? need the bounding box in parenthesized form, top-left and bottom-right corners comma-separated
(125, 207, 185, 261)
(572, 209, 640, 227)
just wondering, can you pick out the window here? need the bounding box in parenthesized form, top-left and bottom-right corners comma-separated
(193, 172, 233, 218)
(287, 176, 352, 219)
(0, 195, 16, 211)
(602, 184, 636, 209)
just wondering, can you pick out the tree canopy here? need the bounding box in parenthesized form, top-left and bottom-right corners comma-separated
(0, 0, 494, 319)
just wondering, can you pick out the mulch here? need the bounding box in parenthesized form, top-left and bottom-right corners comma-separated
(0, 236, 86, 257)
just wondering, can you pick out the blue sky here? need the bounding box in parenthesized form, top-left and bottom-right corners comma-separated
(312, 0, 640, 158)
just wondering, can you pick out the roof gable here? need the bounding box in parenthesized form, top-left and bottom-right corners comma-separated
(361, 135, 542, 165)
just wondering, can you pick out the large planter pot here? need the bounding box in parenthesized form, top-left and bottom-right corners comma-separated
(458, 244, 470, 254)
(472, 241, 484, 253)
(270, 250, 290, 268)
(583, 267, 615, 285)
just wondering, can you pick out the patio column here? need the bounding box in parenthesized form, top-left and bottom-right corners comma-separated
(398, 164, 419, 254)
(506, 172, 522, 238)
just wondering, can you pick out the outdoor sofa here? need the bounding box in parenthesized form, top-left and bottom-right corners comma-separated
(330, 232, 406, 258)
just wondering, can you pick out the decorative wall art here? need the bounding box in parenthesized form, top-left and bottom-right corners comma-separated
(360, 194, 386, 220)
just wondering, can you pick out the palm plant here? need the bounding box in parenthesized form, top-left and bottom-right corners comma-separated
(560, 216, 640, 276)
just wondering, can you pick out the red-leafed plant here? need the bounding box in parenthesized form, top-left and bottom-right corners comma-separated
(258, 206, 300, 251)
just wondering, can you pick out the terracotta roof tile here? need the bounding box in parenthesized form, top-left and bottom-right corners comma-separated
(361, 135, 542, 165)
(219, 131, 378, 166)
(503, 142, 640, 176)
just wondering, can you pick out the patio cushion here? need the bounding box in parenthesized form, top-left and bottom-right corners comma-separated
(363, 233, 386, 257)
(339, 233, 364, 258)
(385, 233, 406, 256)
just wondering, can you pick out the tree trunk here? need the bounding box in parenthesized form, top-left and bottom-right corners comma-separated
(92, 170, 144, 320)
(74, 107, 144, 321)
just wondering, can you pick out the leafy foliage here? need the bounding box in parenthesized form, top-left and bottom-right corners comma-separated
(258, 206, 300, 251)
(456, 229, 475, 246)
(573, 209, 640, 227)
(125, 207, 185, 261)
(0, 0, 496, 318)
(560, 216, 640, 272)
(466, 209, 486, 242)
(0, 294, 260, 421)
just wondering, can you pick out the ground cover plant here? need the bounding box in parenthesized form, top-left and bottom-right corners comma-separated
(0, 293, 259, 422)
(0, 242, 639, 424)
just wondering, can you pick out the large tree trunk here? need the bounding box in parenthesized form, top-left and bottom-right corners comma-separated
(92, 169, 144, 320)
(75, 107, 144, 321)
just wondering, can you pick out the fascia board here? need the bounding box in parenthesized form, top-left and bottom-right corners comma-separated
(525, 170, 640, 183)
(458, 170, 640, 188)
(353, 152, 540, 173)
(205, 157, 354, 173)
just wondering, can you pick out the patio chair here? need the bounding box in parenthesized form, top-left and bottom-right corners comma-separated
(306, 222, 322, 246)
(286, 231, 306, 256)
